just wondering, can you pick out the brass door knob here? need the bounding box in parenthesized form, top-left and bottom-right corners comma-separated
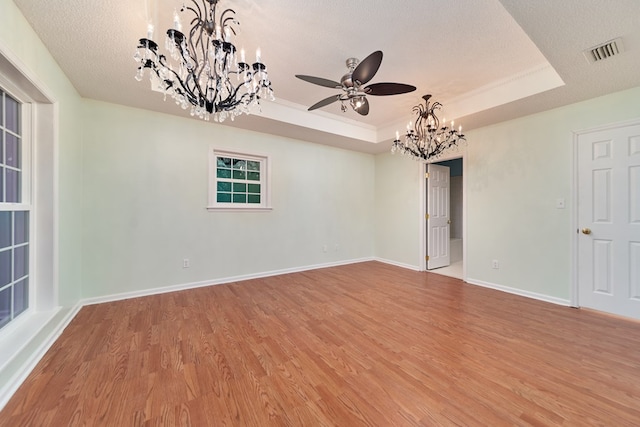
(581, 228, 592, 235)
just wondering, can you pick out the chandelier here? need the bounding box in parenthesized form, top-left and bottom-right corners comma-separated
(391, 94, 466, 161)
(134, 0, 274, 122)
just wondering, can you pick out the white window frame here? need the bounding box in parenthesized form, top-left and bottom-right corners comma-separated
(0, 83, 33, 331)
(0, 46, 58, 401)
(207, 149, 272, 211)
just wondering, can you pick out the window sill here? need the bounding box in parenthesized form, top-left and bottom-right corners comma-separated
(206, 206, 273, 212)
(0, 308, 59, 371)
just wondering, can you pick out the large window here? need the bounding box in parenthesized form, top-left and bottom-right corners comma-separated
(208, 150, 271, 210)
(0, 88, 30, 330)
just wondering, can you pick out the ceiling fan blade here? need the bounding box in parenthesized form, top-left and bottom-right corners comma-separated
(308, 95, 341, 111)
(352, 51, 383, 85)
(355, 97, 370, 116)
(295, 75, 342, 89)
(364, 82, 417, 96)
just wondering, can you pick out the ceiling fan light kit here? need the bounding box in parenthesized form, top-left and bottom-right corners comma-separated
(392, 94, 466, 162)
(296, 51, 416, 116)
(133, 0, 274, 122)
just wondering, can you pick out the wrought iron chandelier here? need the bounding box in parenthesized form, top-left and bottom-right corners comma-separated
(134, 0, 274, 122)
(391, 94, 466, 161)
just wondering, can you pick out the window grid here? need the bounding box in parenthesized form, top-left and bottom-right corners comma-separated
(0, 212, 29, 329)
(0, 87, 29, 330)
(215, 155, 263, 205)
(1, 91, 22, 204)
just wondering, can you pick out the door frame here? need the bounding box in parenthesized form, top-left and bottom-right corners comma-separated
(420, 152, 467, 279)
(571, 117, 640, 308)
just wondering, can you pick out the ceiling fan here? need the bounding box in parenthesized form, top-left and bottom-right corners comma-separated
(295, 51, 416, 116)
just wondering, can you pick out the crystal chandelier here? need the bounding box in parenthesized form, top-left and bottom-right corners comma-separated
(391, 94, 466, 161)
(134, 0, 274, 122)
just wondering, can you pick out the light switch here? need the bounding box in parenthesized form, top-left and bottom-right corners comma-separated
(556, 198, 565, 209)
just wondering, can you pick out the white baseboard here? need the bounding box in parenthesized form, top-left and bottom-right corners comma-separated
(374, 257, 421, 271)
(0, 303, 82, 411)
(81, 257, 375, 306)
(465, 278, 571, 306)
(376, 261, 570, 307)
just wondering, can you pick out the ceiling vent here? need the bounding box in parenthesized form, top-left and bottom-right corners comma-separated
(584, 38, 624, 63)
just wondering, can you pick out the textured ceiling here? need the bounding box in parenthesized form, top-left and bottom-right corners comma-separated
(11, 0, 640, 153)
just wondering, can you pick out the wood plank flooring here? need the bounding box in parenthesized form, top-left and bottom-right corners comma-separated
(2, 261, 640, 426)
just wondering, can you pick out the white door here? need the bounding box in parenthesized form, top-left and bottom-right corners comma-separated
(577, 122, 640, 320)
(427, 164, 450, 270)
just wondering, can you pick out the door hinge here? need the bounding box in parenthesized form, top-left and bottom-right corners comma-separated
(425, 213, 430, 220)
(425, 172, 430, 179)
(425, 255, 430, 261)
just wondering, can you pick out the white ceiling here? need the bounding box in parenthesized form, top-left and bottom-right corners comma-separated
(12, 0, 640, 153)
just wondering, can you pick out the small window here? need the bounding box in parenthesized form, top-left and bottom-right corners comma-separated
(208, 150, 271, 211)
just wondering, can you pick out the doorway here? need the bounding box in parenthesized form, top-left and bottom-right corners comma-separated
(421, 157, 464, 279)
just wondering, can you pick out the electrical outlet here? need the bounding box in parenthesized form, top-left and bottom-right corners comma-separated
(492, 260, 499, 269)
(322, 245, 327, 253)
(335, 244, 340, 252)
(183, 258, 190, 268)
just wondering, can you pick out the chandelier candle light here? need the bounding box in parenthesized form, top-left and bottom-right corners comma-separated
(391, 94, 466, 161)
(134, 0, 274, 122)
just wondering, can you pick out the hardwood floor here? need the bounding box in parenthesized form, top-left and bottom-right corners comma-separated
(2, 261, 639, 426)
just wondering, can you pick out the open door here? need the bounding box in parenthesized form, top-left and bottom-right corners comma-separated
(426, 163, 450, 270)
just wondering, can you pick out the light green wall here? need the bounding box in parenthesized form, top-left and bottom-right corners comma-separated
(374, 153, 422, 268)
(80, 100, 375, 299)
(466, 86, 640, 299)
(465, 110, 573, 297)
(374, 85, 640, 300)
(0, 0, 84, 306)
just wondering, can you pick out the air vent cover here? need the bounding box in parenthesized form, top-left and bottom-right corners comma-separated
(584, 38, 624, 63)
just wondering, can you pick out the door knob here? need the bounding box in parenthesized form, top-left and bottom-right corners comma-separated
(581, 228, 592, 235)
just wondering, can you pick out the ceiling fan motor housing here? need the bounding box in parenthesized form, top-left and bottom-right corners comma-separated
(341, 73, 354, 89)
